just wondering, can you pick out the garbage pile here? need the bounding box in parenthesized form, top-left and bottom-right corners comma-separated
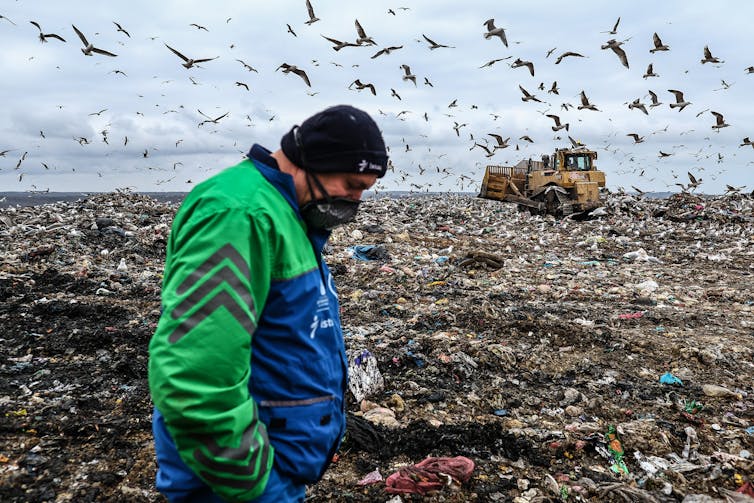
(1, 191, 752, 502)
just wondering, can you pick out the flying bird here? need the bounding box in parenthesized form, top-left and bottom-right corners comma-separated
(643, 63, 659, 78)
(354, 19, 376, 45)
(453, 122, 468, 137)
(113, 21, 130, 37)
(746, 66, 754, 74)
(511, 58, 534, 76)
(29, 21, 66, 43)
(349, 79, 376, 95)
(648, 90, 662, 107)
(190, 23, 209, 31)
(72, 25, 117, 56)
(548, 81, 560, 94)
(0, 15, 16, 25)
(668, 89, 691, 111)
(627, 133, 645, 144)
(400, 64, 416, 85)
(650, 32, 669, 53)
(235, 81, 249, 91)
(555, 51, 585, 64)
(371, 45, 403, 59)
(321, 35, 359, 51)
(286, 24, 297, 37)
(601, 39, 629, 68)
(422, 34, 452, 49)
(488, 134, 511, 149)
(276, 63, 311, 86)
(164, 43, 217, 68)
(304, 0, 320, 25)
(628, 98, 648, 115)
(578, 90, 599, 111)
(483, 19, 507, 47)
(519, 85, 542, 103)
(197, 110, 229, 127)
(701, 46, 722, 64)
(739, 137, 754, 148)
(479, 57, 511, 68)
(390, 88, 401, 100)
(710, 111, 729, 131)
(546, 114, 569, 131)
(236, 59, 258, 72)
(602, 17, 620, 35)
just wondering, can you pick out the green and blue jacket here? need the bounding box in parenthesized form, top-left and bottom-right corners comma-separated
(149, 145, 347, 502)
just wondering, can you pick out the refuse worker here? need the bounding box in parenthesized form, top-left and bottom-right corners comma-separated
(148, 104, 388, 502)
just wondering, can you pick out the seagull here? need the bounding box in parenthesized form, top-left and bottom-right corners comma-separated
(701, 46, 722, 64)
(113, 21, 130, 38)
(448, 98, 458, 108)
(235, 81, 250, 91)
(354, 19, 376, 45)
(483, 19, 507, 47)
(627, 133, 645, 144)
(0, 15, 16, 25)
(668, 89, 691, 111)
(321, 35, 359, 51)
(479, 57, 511, 68)
(548, 81, 560, 94)
(236, 59, 258, 72)
(602, 17, 620, 35)
(453, 122, 468, 137)
(710, 111, 729, 131)
(488, 134, 511, 149)
(578, 90, 599, 111)
(746, 66, 754, 74)
(520, 135, 534, 143)
(546, 114, 569, 131)
(423, 77, 433, 87)
(276, 63, 311, 86)
(349, 79, 376, 95)
(29, 21, 66, 43)
(400, 64, 416, 85)
(511, 58, 534, 76)
(739, 137, 754, 148)
(472, 143, 495, 157)
(390, 88, 401, 100)
(650, 33, 669, 53)
(648, 90, 662, 107)
(371, 45, 403, 59)
(164, 43, 217, 68)
(555, 51, 585, 64)
(519, 85, 542, 103)
(628, 98, 648, 115)
(72, 25, 117, 56)
(304, 0, 320, 25)
(568, 136, 585, 148)
(197, 110, 229, 127)
(643, 63, 658, 79)
(190, 23, 209, 31)
(286, 24, 297, 37)
(422, 34, 452, 49)
(601, 39, 629, 68)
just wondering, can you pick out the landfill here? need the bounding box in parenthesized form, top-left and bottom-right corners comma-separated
(0, 190, 753, 502)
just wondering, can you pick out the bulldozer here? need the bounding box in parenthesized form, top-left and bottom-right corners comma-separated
(479, 145, 606, 216)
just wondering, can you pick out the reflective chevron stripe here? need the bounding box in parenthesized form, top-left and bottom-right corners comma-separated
(168, 244, 256, 343)
(193, 422, 271, 488)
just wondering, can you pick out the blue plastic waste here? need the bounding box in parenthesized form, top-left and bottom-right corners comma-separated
(659, 372, 683, 386)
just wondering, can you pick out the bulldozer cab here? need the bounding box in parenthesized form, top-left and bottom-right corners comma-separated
(555, 149, 597, 172)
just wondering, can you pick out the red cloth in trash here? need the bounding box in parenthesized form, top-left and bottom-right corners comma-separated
(385, 456, 475, 495)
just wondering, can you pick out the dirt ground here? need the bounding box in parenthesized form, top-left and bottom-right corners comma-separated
(0, 192, 752, 502)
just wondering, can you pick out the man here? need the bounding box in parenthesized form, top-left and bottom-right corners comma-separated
(148, 105, 388, 502)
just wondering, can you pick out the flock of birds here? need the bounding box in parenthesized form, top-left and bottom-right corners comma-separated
(1, 3, 753, 194)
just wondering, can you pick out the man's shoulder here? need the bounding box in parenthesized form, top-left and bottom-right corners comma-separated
(179, 160, 288, 218)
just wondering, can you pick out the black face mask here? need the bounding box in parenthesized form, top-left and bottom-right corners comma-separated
(300, 197, 361, 230)
(300, 172, 361, 230)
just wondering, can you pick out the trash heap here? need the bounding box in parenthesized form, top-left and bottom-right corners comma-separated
(1, 191, 752, 502)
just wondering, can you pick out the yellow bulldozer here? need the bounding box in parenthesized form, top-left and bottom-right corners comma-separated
(479, 145, 606, 216)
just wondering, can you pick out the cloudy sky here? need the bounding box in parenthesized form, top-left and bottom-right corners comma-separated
(1, 1, 753, 194)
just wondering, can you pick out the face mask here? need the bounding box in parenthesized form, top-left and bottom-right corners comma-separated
(300, 197, 361, 230)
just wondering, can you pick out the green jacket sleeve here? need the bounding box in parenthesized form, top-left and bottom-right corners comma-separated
(149, 207, 274, 502)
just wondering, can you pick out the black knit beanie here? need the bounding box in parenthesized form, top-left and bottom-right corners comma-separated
(280, 105, 388, 178)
